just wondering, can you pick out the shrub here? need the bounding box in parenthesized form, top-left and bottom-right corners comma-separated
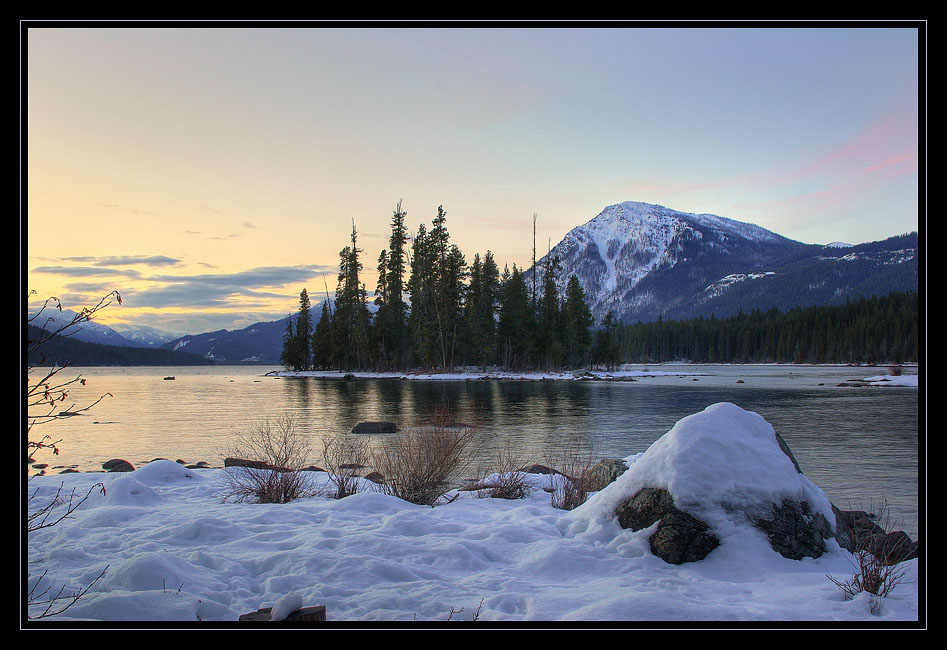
(827, 498, 914, 614)
(320, 434, 373, 499)
(472, 442, 534, 500)
(546, 443, 599, 510)
(370, 407, 480, 506)
(220, 414, 314, 504)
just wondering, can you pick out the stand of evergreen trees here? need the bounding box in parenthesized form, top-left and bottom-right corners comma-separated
(612, 291, 918, 365)
(280, 202, 598, 372)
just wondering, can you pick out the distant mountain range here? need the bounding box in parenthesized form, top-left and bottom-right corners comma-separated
(526, 201, 918, 324)
(159, 320, 287, 365)
(27, 200, 918, 365)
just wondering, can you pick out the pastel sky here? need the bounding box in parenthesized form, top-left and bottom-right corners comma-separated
(25, 25, 921, 336)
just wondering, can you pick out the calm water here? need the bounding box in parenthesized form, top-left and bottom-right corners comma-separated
(29, 364, 921, 537)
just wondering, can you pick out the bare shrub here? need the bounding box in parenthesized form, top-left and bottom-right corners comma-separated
(827, 498, 914, 614)
(472, 441, 534, 500)
(370, 406, 480, 506)
(220, 414, 314, 504)
(546, 443, 599, 511)
(320, 434, 374, 499)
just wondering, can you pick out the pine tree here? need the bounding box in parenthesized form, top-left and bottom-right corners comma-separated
(561, 274, 594, 369)
(535, 255, 562, 369)
(332, 224, 371, 370)
(312, 301, 332, 369)
(279, 315, 297, 370)
(497, 265, 535, 370)
(294, 288, 313, 370)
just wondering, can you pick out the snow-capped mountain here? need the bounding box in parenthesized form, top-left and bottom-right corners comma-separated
(529, 201, 918, 324)
(160, 319, 288, 364)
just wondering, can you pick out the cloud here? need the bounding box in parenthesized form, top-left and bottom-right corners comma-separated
(31, 265, 143, 278)
(55, 255, 182, 267)
(122, 264, 339, 310)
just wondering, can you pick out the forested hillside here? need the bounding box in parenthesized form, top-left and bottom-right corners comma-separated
(610, 291, 919, 365)
(27, 325, 215, 367)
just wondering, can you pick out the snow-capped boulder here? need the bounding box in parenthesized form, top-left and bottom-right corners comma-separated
(566, 402, 847, 564)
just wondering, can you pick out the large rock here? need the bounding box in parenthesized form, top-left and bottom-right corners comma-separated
(583, 458, 629, 492)
(615, 488, 720, 564)
(752, 498, 835, 560)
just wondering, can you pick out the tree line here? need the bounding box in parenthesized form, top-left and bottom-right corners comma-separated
(280, 202, 600, 372)
(611, 290, 919, 366)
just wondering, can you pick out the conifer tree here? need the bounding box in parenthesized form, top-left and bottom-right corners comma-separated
(535, 255, 563, 369)
(294, 288, 313, 370)
(497, 265, 535, 370)
(312, 300, 332, 369)
(332, 223, 371, 370)
(561, 274, 594, 369)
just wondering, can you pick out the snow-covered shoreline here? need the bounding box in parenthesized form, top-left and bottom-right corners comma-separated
(25, 402, 920, 626)
(268, 367, 919, 388)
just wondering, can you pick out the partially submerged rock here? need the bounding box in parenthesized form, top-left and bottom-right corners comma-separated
(102, 458, 135, 472)
(351, 421, 400, 434)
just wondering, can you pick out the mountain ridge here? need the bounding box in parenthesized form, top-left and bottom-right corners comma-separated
(527, 200, 917, 325)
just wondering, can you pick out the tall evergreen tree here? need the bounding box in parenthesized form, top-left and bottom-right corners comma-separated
(497, 265, 535, 370)
(561, 274, 595, 369)
(294, 288, 313, 370)
(535, 255, 563, 369)
(312, 300, 332, 369)
(464, 250, 501, 370)
(332, 223, 371, 370)
(279, 315, 297, 370)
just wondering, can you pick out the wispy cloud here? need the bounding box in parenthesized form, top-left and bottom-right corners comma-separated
(31, 265, 143, 278)
(54, 255, 182, 267)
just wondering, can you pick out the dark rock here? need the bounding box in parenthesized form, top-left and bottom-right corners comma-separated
(301, 465, 326, 472)
(224, 457, 293, 473)
(752, 499, 833, 560)
(517, 464, 563, 476)
(31, 463, 48, 470)
(59, 468, 80, 474)
(649, 510, 720, 564)
(868, 530, 918, 565)
(351, 421, 400, 434)
(616, 487, 677, 531)
(773, 430, 802, 474)
(102, 458, 135, 472)
(615, 488, 720, 564)
(163, 376, 175, 380)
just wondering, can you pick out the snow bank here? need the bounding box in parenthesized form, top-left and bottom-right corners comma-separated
(25, 404, 919, 625)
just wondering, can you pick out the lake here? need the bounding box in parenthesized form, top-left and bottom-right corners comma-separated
(28, 364, 920, 538)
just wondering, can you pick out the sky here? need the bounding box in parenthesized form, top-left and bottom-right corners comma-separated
(24, 24, 922, 337)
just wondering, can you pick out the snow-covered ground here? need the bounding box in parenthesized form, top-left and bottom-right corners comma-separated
(25, 402, 919, 626)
